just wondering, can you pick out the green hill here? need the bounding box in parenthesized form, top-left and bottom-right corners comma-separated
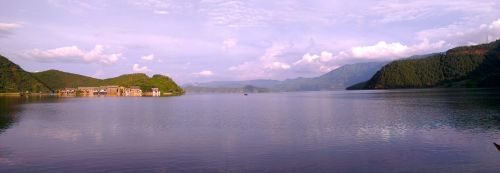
(0, 55, 51, 93)
(33, 70, 184, 95)
(0, 55, 184, 95)
(33, 70, 102, 89)
(103, 73, 184, 94)
(353, 40, 500, 89)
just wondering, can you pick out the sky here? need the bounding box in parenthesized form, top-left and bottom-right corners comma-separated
(1, 0, 500, 84)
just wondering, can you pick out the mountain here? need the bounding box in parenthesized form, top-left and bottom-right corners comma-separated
(351, 40, 500, 89)
(33, 70, 102, 89)
(0, 55, 184, 95)
(184, 85, 270, 93)
(194, 79, 281, 88)
(188, 61, 387, 92)
(0, 55, 51, 93)
(33, 70, 185, 95)
(103, 73, 184, 94)
(273, 62, 387, 91)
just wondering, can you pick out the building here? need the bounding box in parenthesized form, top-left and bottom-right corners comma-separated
(130, 86, 142, 96)
(152, 88, 161, 96)
(106, 86, 120, 96)
(58, 88, 76, 96)
(98, 86, 107, 96)
(120, 87, 131, 96)
(77, 87, 98, 96)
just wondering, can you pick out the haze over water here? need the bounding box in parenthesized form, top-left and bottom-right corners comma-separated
(1, 89, 500, 172)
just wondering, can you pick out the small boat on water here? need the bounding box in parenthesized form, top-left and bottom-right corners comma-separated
(244, 93, 248, 96)
(494, 142, 500, 151)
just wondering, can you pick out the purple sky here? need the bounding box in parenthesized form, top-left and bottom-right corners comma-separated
(1, 0, 500, 84)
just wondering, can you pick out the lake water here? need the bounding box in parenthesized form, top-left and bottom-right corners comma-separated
(1, 89, 500, 172)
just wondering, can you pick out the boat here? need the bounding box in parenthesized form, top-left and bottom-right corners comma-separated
(494, 142, 500, 151)
(244, 93, 248, 96)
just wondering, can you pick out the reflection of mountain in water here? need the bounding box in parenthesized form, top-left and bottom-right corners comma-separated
(0, 98, 21, 133)
(0, 96, 62, 133)
(377, 89, 500, 131)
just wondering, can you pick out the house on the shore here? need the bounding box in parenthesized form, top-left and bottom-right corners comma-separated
(152, 88, 161, 96)
(61, 86, 144, 97)
(77, 87, 98, 96)
(120, 87, 131, 96)
(58, 88, 76, 96)
(130, 86, 142, 96)
(106, 86, 120, 96)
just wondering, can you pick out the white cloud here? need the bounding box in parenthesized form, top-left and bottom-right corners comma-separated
(132, 64, 151, 73)
(23, 45, 121, 65)
(222, 38, 238, 50)
(154, 10, 168, 15)
(294, 51, 333, 65)
(140, 54, 155, 61)
(0, 22, 21, 31)
(372, 0, 496, 23)
(417, 18, 500, 46)
(47, 0, 106, 14)
(351, 41, 409, 59)
(192, 70, 214, 77)
(264, 61, 290, 70)
(347, 40, 445, 60)
(292, 51, 337, 73)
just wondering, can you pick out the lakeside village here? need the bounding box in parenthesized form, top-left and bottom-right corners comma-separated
(57, 86, 164, 97)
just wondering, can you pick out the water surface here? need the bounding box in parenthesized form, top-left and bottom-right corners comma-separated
(1, 89, 500, 172)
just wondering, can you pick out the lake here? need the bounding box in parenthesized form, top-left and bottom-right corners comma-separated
(1, 89, 500, 172)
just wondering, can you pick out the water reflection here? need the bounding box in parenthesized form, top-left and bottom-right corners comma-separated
(0, 90, 499, 172)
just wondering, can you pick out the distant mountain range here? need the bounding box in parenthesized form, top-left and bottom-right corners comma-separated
(349, 40, 500, 89)
(186, 61, 387, 92)
(0, 55, 184, 95)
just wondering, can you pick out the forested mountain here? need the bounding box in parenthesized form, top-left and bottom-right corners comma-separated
(33, 70, 102, 89)
(0, 55, 184, 95)
(0, 55, 51, 93)
(184, 85, 270, 93)
(273, 62, 387, 91)
(188, 61, 387, 92)
(194, 80, 281, 89)
(33, 70, 184, 94)
(353, 40, 500, 89)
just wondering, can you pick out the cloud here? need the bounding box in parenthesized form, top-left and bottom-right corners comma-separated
(140, 54, 155, 61)
(417, 18, 500, 46)
(222, 38, 238, 50)
(347, 40, 446, 60)
(154, 10, 168, 15)
(228, 41, 295, 79)
(23, 45, 121, 65)
(264, 62, 290, 70)
(0, 22, 21, 38)
(132, 64, 151, 73)
(192, 70, 214, 77)
(294, 51, 333, 65)
(292, 51, 336, 73)
(47, 0, 106, 14)
(0, 22, 21, 31)
(372, 0, 496, 23)
(351, 41, 409, 59)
